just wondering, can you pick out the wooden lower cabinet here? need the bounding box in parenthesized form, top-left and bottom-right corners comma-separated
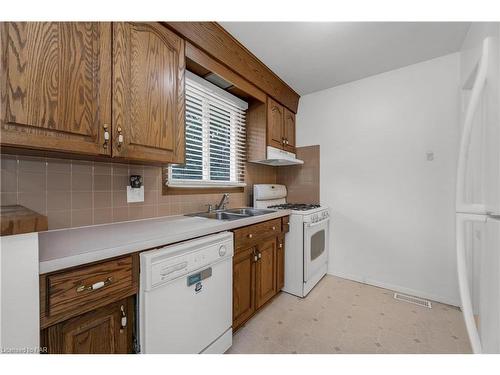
(40, 254, 139, 354)
(276, 236, 285, 291)
(232, 217, 288, 331)
(233, 247, 256, 329)
(255, 238, 277, 309)
(43, 297, 134, 354)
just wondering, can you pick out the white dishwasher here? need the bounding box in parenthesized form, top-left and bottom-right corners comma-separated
(139, 231, 233, 354)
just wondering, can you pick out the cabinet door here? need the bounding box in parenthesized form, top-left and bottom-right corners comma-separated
(233, 247, 256, 330)
(283, 108, 296, 153)
(267, 97, 284, 149)
(44, 298, 133, 354)
(113, 22, 185, 164)
(255, 238, 277, 309)
(276, 236, 285, 291)
(0, 22, 112, 156)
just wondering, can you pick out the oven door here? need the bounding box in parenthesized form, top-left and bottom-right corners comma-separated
(303, 218, 329, 283)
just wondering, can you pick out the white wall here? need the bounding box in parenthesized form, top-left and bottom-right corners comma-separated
(297, 53, 461, 305)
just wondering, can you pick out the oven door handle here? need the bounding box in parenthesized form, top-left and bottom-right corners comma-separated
(305, 218, 329, 228)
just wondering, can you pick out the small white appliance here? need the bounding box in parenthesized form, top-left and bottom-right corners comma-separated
(253, 184, 330, 297)
(139, 232, 233, 354)
(456, 34, 500, 354)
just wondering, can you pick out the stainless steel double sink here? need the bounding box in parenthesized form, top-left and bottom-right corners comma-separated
(186, 207, 276, 221)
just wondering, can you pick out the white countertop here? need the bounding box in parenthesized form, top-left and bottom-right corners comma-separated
(38, 210, 290, 274)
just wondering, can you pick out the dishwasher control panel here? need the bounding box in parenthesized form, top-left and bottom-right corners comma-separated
(141, 232, 234, 290)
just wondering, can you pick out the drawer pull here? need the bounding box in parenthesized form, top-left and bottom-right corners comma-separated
(117, 127, 124, 149)
(272, 226, 276, 230)
(76, 277, 113, 293)
(103, 124, 110, 149)
(120, 304, 127, 333)
(248, 233, 253, 239)
(279, 243, 283, 248)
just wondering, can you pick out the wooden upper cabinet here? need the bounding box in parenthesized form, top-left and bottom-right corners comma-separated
(0, 22, 112, 156)
(267, 97, 284, 150)
(112, 22, 185, 164)
(283, 108, 296, 153)
(264, 97, 296, 153)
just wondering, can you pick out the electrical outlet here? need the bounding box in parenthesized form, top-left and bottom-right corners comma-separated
(127, 186, 144, 203)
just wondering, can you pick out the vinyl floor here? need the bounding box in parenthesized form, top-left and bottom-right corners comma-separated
(227, 275, 472, 354)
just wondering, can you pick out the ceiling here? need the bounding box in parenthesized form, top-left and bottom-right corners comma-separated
(220, 22, 471, 95)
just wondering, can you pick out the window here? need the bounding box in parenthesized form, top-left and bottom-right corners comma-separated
(167, 71, 248, 188)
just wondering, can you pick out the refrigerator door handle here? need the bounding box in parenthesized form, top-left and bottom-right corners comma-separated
(456, 38, 492, 215)
(456, 213, 487, 354)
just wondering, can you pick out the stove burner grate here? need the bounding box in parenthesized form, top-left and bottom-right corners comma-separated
(268, 203, 321, 211)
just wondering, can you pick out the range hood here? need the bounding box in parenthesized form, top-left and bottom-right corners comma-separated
(253, 146, 304, 166)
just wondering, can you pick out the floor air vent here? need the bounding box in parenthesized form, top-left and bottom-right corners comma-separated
(393, 293, 432, 308)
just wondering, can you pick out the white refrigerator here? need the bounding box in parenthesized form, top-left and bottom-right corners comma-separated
(456, 35, 500, 354)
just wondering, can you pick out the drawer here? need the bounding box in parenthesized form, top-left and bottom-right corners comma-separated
(45, 256, 136, 321)
(233, 218, 282, 250)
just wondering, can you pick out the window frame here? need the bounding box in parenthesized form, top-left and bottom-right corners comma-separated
(166, 71, 248, 189)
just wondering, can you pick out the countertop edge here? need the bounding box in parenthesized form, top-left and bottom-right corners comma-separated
(39, 210, 290, 274)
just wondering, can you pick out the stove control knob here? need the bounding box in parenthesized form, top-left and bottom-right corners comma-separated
(218, 245, 227, 257)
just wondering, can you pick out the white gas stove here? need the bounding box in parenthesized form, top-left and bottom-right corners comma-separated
(253, 184, 330, 297)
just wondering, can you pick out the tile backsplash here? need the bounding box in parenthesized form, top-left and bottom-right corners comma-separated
(1, 154, 276, 230)
(276, 145, 320, 204)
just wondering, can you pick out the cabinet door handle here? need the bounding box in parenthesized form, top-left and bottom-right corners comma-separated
(272, 226, 276, 231)
(103, 124, 110, 149)
(120, 304, 127, 333)
(117, 126, 124, 148)
(279, 243, 283, 248)
(258, 253, 262, 259)
(76, 277, 113, 293)
(247, 233, 253, 239)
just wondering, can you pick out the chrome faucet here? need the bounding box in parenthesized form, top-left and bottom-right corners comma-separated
(215, 193, 230, 211)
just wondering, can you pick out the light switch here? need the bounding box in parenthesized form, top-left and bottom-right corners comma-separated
(127, 186, 144, 203)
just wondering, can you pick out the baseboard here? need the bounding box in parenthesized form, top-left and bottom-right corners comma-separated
(329, 270, 460, 307)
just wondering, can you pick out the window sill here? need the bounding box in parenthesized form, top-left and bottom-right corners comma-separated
(161, 169, 246, 195)
(162, 183, 245, 195)
(167, 181, 246, 188)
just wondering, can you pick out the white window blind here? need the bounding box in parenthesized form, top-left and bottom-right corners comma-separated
(168, 71, 248, 187)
